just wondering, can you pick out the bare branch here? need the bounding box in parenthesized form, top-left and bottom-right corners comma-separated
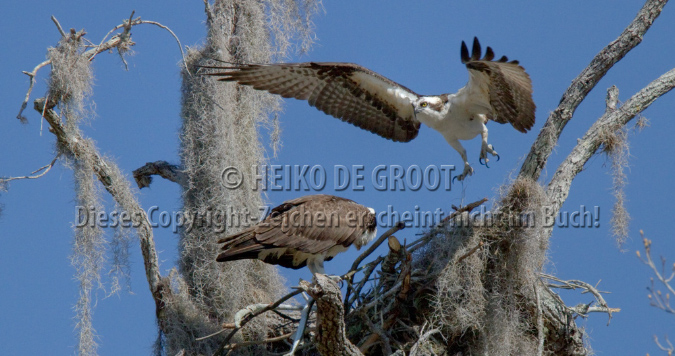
(456, 241, 484, 264)
(33, 98, 165, 313)
(217, 332, 294, 352)
(545, 68, 675, 237)
(20, 11, 188, 123)
(359, 312, 392, 355)
(654, 335, 674, 355)
(519, 0, 668, 181)
(213, 288, 304, 355)
(139, 20, 190, 75)
(94, 13, 188, 73)
(540, 273, 620, 324)
(17, 60, 51, 121)
(51, 15, 66, 38)
(342, 222, 405, 311)
(1, 155, 59, 183)
(638, 231, 675, 315)
(357, 281, 403, 313)
(409, 323, 441, 356)
(407, 197, 488, 254)
(349, 222, 405, 274)
(132, 161, 186, 189)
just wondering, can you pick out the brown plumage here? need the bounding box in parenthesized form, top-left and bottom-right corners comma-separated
(203, 62, 421, 142)
(202, 37, 535, 180)
(460, 37, 535, 133)
(216, 195, 377, 275)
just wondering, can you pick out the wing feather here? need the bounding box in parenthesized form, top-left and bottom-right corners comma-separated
(203, 63, 421, 142)
(458, 37, 535, 133)
(216, 195, 377, 269)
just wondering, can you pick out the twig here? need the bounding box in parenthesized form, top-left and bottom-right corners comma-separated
(214, 332, 294, 351)
(213, 288, 304, 356)
(441, 197, 489, 224)
(51, 16, 66, 38)
(350, 222, 405, 273)
(17, 60, 51, 121)
(409, 323, 440, 356)
(638, 231, 675, 315)
(359, 312, 392, 355)
(195, 304, 302, 341)
(407, 197, 488, 254)
(140, 20, 190, 75)
(343, 223, 404, 311)
(654, 335, 674, 355)
(456, 241, 484, 264)
(2, 155, 60, 183)
(540, 273, 620, 324)
(346, 256, 384, 311)
(357, 280, 403, 312)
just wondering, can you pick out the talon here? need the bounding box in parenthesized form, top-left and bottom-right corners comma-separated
(485, 160, 490, 169)
(479, 157, 485, 166)
(496, 153, 500, 162)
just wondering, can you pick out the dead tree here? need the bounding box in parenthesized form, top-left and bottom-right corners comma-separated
(263, 0, 671, 354)
(9, 1, 319, 355)
(6, 0, 675, 355)
(329, 0, 671, 354)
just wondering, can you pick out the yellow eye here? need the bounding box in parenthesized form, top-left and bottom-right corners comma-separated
(420, 102, 428, 108)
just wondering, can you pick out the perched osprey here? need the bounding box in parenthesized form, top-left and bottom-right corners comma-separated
(216, 195, 377, 275)
(203, 37, 535, 180)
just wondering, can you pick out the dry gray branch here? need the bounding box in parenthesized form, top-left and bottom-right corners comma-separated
(33, 97, 165, 317)
(519, 0, 667, 181)
(19, 12, 186, 122)
(540, 273, 620, 324)
(654, 335, 674, 355)
(132, 161, 186, 189)
(638, 231, 675, 316)
(211, 288, 304, 355)
(409, 323, 441, 356)
(545, 68, 675, 239)
(1, 155, 59, 183)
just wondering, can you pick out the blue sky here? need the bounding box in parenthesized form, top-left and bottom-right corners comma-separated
(2, 1, 674, 355)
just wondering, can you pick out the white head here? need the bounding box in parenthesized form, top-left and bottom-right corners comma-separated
(412, 95, 449, 123)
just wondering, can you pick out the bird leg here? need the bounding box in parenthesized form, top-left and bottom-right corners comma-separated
(447, 138, 474, 181)
(479, 129, 499, 167)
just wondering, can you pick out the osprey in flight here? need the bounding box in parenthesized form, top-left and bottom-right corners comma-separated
(216, 195, 377, 275)
(204, 37, 535, 180)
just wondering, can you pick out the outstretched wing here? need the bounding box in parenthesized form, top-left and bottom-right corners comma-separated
(202, 62, 422, 142)
(458, 37, 535, 133)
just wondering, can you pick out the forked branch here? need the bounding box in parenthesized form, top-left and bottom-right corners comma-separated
(519, 0, 668, 181)
(637, 230, 675, 316)
(544, 68, 675, 238)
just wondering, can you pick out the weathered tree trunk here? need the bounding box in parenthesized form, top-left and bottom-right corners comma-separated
(301, 275, 364, 356)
